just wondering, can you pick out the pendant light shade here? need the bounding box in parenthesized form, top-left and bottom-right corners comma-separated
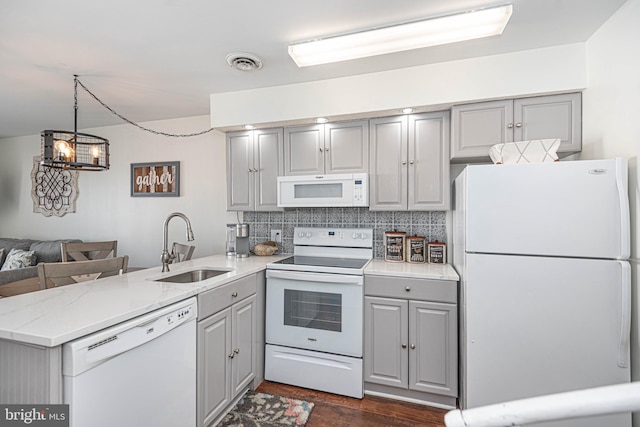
(40, 75, 110, 171)
(41, 130, 109, 171)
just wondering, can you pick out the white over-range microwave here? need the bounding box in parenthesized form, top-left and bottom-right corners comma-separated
(277, 173, 369, 208)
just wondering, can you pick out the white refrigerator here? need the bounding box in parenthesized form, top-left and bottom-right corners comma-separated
(453, 158, 631, 427)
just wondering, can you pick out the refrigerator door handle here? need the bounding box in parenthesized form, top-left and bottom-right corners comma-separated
(617, 261, 631, 368)
(615, 158, 631, 259)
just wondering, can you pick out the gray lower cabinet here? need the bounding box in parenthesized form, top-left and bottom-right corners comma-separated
(198, 275, 258, 427)
(226, 128, 283, 211)
(284, 120, 369, 175)
(364, 275, 458, 406)
(369, 112, 450, 211)
(450, 92, 582, 162)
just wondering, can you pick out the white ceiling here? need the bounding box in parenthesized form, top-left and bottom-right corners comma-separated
(0, 0, 627, 139)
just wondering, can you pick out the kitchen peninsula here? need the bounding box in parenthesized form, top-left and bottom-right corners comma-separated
(0, 254, 283, 409)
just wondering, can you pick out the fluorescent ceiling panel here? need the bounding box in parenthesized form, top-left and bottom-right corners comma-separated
(288, 4, 513, 67)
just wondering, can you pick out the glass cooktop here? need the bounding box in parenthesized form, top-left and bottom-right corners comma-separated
(273, 256, 370, 270)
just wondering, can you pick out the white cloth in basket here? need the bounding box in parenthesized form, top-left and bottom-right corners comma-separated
(489, 139, 561, 164)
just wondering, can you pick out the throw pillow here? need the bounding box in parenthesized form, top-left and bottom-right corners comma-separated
(0, 248, 4, 266)
(0, 248, 37, 271)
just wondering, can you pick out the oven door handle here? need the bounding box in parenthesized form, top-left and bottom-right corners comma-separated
(266, 269, 363, 285)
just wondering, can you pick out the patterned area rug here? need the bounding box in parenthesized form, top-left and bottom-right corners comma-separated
(218, 390, 315, 427)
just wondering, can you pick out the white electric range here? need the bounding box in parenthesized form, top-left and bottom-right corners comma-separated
(265, 227, 373, 398)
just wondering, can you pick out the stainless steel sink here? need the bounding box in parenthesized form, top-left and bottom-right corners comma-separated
(154, 268, 232, 283)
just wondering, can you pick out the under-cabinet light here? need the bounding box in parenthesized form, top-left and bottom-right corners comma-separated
(288, 4, 513, 67)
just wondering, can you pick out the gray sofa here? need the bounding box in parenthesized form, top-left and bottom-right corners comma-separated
(0, 238, 82, 287)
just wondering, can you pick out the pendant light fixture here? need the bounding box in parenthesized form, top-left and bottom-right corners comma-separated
(41, 75, 110, 171)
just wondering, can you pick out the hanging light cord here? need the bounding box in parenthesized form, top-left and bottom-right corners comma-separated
(74, 76, 216, 138)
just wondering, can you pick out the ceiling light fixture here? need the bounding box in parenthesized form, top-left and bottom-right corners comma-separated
(41, 75, 110, 171)
(288, 4, 513, 67)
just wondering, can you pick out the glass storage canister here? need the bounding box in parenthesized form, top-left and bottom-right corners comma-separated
(406, 235, 426, 263)
(384, 230, 406, 262)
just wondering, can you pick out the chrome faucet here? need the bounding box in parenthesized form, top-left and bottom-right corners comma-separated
(161, 212, 195, 272)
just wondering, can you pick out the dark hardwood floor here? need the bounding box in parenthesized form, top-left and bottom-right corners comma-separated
(256, 381, 448, 427)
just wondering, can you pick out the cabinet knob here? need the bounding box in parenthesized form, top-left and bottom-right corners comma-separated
(507, 123, 514, 129)
(409, 160, 414, 165)
(410, 344, 416, 350)
(401, 160, 407, 165)
(248, 168, 252, 172)
(234, 348, 240, 354)
(253, 168, 258, 172)
(228, 353, 235, 359)
(319, 147, 324, 152)
(405, 286, 411, 292)
(401, 343, 407, 349)
(231, 292, 238, 297)
(324, 148, 329, 152)
(515, 122, 523, 128)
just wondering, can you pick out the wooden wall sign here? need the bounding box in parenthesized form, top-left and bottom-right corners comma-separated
(131, 161, 180, 197)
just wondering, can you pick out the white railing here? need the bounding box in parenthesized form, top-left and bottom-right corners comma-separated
(445, 382, 640, 427)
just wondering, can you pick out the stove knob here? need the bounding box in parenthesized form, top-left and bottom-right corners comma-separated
(305, 232, 312, 238)
(297, 232, 304, 238)
(360, 232, 368, 239)
(352, 232, 358, 239)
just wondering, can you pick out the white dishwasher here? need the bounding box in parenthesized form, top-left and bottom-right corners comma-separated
(62, 297, 197, 427)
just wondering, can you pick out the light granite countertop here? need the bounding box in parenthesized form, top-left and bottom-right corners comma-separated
(0, 255, 459, 348)
(365, 259, 459, 281)
(0, 255, 285, 348)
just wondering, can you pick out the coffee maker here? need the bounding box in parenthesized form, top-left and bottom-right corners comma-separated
(226, 223, 250, 258)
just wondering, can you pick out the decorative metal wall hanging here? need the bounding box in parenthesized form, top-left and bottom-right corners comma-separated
(131, 161, 180, 197)
(31, 156, 79, 217)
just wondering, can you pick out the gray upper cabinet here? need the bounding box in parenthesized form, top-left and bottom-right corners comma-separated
(284, 120, 369, 176)
(514, 93, 582, 152)
(283, 125, 324, 175)
(226, 128, 283, 211)
(370, 112, 450, 211)
(451, 92, 582, 162)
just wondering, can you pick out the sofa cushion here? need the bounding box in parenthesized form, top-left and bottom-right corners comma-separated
(0, 266, 38, 287)
(1, 248, 37, 271)
(30, 239, 81, 263)
(0, 238, 34, 266)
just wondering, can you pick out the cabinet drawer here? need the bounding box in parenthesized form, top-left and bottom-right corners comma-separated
(365, 275, 456, 303)
(198, 274, 257, 319)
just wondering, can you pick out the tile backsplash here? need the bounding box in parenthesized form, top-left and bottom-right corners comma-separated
(243, 208, 446, 258)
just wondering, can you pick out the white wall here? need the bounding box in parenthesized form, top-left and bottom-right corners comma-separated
(0, 115, 237, 268)
(583, 0, 640, 424)
(211, 43, 587, 128)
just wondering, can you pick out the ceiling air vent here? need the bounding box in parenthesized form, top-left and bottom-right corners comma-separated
(226, 53, 263, 71)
